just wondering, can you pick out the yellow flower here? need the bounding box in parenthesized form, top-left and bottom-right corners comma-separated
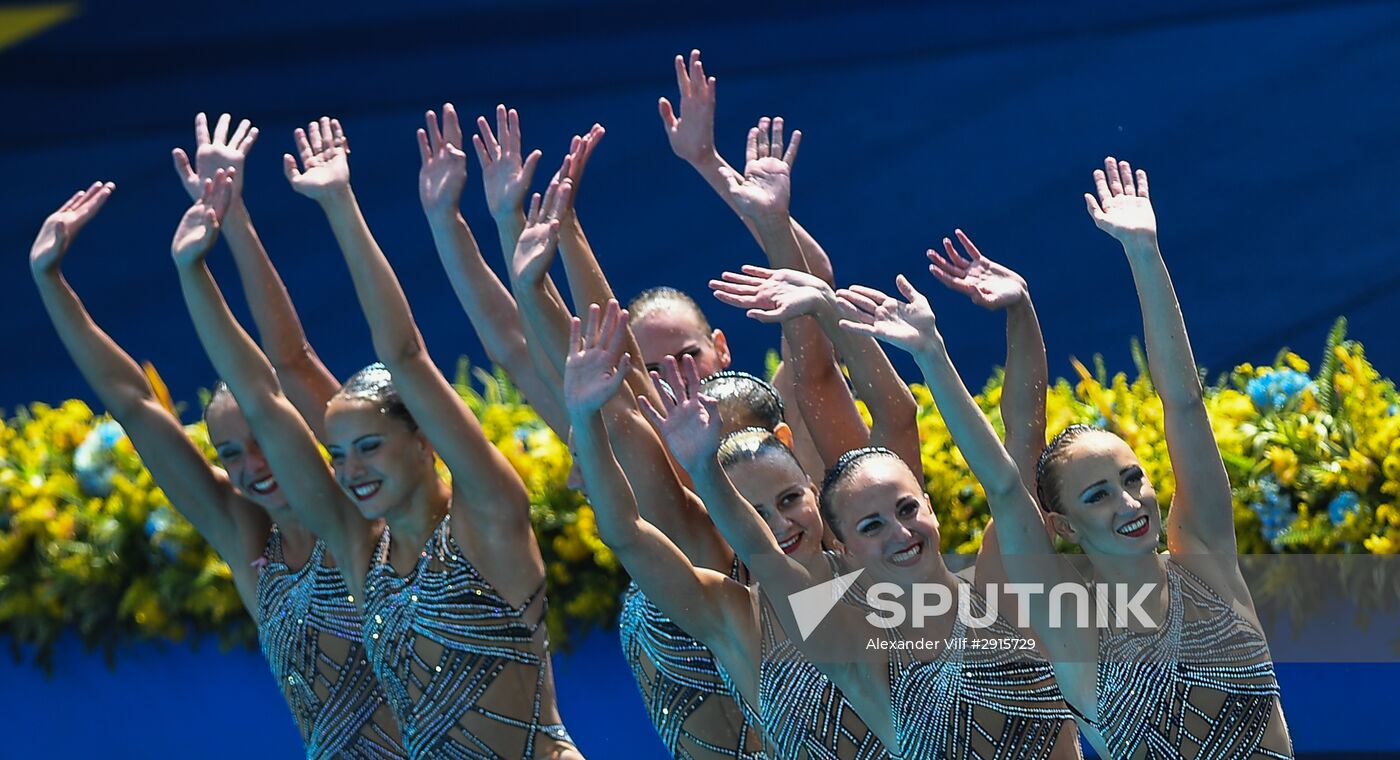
(1264, 447, 1299, 485)
(1363, 533, 1398, 554)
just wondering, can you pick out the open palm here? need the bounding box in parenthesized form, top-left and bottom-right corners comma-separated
(418, 104, 468, 217)
(836, 276, 939, 356)
(173, 112, 257, 202)
(474, 105, 541, 219)
(659, 49, 718, 165)
(284, 118, 351, 202)
(512, 177, 571, 284)
(30, 182, 114, 274)
(927, 230, 1026, 310)
(564, 302, 631, 415)
(172, 172, 235, 267)
(710, 265, 831, 323)
(638, 355, 723, 474)
(1086, 156, 1156, 244)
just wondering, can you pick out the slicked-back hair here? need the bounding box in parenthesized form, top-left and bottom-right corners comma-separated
(818, 447, 906, 540)
(627, 286, 714, 334)
(1034, 424, 1106, 514)
(717, 427, 802, 473)
(701, 370, 785, 432)
(334, 362, 419, 432)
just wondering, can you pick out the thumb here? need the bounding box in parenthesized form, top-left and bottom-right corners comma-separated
(658, 97, 677, 129)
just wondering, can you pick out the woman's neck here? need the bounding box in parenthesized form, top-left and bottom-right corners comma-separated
(386, 475, 453, 554)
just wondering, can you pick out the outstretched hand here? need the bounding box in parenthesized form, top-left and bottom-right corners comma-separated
(836, 275, 939, 356)
(564, 300, 632, 415)
(173, 112, 257, 203)
(418, 104, 468, 219)
(926, 229, 1027, 310)
(284, 117, 351, 203)
(637, 354, 723, 474)
(30, 182, 115, 275)
(172, 169, 236, 267)
(719, 116, 800, 225)
(659, 49, 719, 166)
(1086, 156, 1156, 246)
(511, 173, 572, 284)
(473, 105, 542, 220)
(553, 124, 605, 222)
(709, 264, 832, 323)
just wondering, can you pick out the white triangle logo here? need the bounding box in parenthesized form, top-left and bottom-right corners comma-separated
(788, 568, 864, 641)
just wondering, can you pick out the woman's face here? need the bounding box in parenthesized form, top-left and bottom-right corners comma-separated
(324, 396, 434, 521)
(827, 457, 940, 584)
(633, 309, 730, 379)
(205, 395, 289, 514)
(725, 453, 823, 561)
(1048, 431, 1160, 556)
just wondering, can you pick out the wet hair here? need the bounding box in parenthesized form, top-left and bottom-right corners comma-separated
(334, 362, 418, 432)
(700, 370, 785, 431)
(1034, 424, 1107, 514)
(717, 427, 802, 472)
(818, 447, 905, 540)
(627, 286, 714, 334)
(202, 381, 238, 426)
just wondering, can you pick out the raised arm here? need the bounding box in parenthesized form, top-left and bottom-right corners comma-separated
(547, 125, 665, 411)
(1085, 158, 1233, 554)
(836, 276, 1087, 653)
(711, 266, 922, 476)
(927, 230, 1046, 491)
(172, 171, 376, 597)
(285, 118, 532, 551)
(473, 106, 574, 390)
(659, 49, 834, 283)
(504, 171, 576, 381)
(640, 352, 897, 739)
(173, 113, 338, 437)
(564, 302, 748, 650)
(416, 103, 569, 438)
(29, 183, 270, 612)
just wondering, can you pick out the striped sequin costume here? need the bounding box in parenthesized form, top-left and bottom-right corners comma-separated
(714, 552, 889, 760)
(887, 583, 1071, 760)
(751, 591, 891, 760)
(362, 515, 574, 759)
(256, 528, 406, 759)
(621, 580, 768, 759)
(1081, 559, 1292, 760)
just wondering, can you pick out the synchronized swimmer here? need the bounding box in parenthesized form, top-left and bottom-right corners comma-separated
(28, 47, 1291, 760)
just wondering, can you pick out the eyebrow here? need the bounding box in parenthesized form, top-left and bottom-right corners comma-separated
(1079, 466, 1141, 499)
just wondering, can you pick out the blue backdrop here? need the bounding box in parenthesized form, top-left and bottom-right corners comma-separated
(4, 1, 1400, 755)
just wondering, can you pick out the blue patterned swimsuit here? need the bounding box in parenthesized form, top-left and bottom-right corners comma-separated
(1076, 559, 1292, 760)
(256, 528, 406, 759)
(362, 514, 574, 759)
(620, 566, 768, 759)
(885, 583, 1071, 760)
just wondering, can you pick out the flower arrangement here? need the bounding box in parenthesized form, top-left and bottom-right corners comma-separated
(2, 320, 1397, 669)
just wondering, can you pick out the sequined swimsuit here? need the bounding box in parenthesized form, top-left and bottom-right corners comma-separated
(1078, 559, 1291, 760)
(711, 553, 889, 760)
(887, 583, 1071, 760)
(256, 529, 406, 759)
(362, 515, 574, 759)
(619, 560, 767, 759)
(750, 591, 891, 760)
